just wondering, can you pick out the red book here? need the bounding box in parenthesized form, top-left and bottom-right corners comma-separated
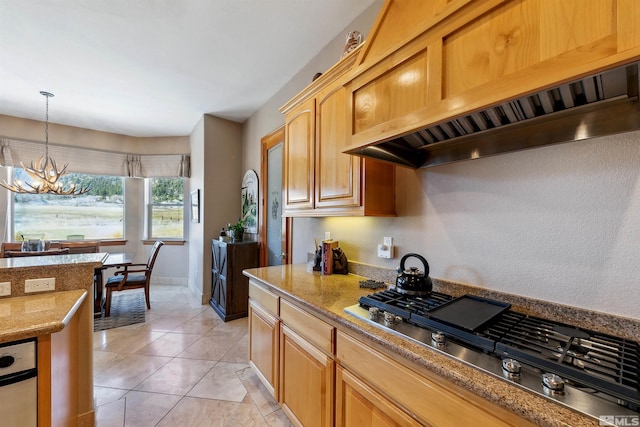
(322, 240, 339, 275)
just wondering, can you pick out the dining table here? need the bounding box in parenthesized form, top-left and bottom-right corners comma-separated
(94, 253, 133, 317)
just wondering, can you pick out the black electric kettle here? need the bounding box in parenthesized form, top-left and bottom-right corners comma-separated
(395, 253, 432, 296)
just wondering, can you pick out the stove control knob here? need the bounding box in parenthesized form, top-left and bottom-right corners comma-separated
(368, 307, 380, 321)
(383, 311, 401, 327)
(431, 331, 446, 346)
(542, 373, 565, 394)
(502, 359, 521, 375)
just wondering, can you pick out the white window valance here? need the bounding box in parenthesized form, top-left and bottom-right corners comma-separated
(0, 138, 190, 178)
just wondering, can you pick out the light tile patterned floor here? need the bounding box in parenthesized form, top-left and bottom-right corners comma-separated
(93, 286, 292, 427)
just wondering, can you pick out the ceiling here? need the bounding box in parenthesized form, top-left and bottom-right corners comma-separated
(0, 0, 376, 137)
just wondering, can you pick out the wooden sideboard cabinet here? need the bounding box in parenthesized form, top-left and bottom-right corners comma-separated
(210, 240, 259, 321)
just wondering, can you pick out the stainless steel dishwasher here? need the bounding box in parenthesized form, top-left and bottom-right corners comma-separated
(0, 337, 37, 427)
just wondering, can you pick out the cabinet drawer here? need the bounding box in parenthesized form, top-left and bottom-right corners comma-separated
(336, 331, 533, 427)
(280, 299, 334, 355)
(249, 280, 279, 316)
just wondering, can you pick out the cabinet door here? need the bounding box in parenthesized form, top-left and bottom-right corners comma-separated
(249, 300, 279, 398)
(336, 366, 422, 427)
(280, 325, 334, 427)
(315, 85, 360, 209)
(210, 241, 227, 312)
(284, 97, 315, 213)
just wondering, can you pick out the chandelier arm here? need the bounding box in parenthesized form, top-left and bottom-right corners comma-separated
(1, 92, 89, 195)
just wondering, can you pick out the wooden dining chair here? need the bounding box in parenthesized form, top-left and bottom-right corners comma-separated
(60, 241, 100, 254)
(1, 242, 23, 258)
(104, 241, 164, 317)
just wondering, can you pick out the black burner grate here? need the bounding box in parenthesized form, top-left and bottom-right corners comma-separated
(358, 288, 453, 319)
(358, 289, 640, 407)
(494, 315, 640, 406)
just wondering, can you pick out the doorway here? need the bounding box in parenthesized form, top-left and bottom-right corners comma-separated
(259, 126, 291, 266)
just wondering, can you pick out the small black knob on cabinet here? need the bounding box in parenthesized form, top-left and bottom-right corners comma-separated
(0, 355, 15, 368)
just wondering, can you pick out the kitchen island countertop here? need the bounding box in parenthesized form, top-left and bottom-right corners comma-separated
(244, 263, 600, 427)
(0, 252, 107, 270)
(0, 289, 87, 343)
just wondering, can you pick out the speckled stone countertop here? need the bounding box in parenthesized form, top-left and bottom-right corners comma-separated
(244, 264, 609, 427)
(0, 252, 107, 298)
(0, 289, 87, 344)
(0, 252, 107, 270)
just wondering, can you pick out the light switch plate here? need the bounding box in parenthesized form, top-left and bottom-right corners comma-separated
(0, 282, 11, 296)
(25, 277, 55, 293)
(378, 237, 394, 258)
(377, 243, 393, 258)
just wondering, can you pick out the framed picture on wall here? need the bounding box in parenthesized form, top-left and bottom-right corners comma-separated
(241, 170, 258, 233)
(190, 189, 200, 223)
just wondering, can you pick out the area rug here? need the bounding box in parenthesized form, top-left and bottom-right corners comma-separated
(93, 292, 146, 331)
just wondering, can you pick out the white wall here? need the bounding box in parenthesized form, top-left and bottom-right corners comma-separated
(241, 0, 384, 171)
(188, 114, 243, 304)
(293, 132, 640, 319)
(242, 1, 640, 320)
(188, 117, 206, 299)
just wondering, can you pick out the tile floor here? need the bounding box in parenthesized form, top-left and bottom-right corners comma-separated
(93, 286, 293, 427)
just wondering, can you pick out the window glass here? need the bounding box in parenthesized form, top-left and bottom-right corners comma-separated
(12, 170, 124, 240)
(149, 177, 184, 239)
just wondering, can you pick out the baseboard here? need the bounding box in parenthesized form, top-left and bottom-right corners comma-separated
(153, 276, 188, 286)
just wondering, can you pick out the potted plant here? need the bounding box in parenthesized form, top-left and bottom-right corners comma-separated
(228, 219, 245, 242)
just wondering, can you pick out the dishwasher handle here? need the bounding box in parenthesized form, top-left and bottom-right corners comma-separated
(0, 368, 37, 387)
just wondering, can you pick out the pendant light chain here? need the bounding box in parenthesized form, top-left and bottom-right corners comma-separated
(44, 91, 50, 160)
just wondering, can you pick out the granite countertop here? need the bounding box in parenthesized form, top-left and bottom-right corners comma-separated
(0, 289, 87, 344)
(0, 252, 108, 270)
(244, 264, 599, 427)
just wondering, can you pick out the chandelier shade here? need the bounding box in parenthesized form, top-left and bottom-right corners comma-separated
(0, 91, 89, 195)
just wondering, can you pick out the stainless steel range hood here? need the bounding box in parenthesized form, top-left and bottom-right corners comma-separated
(349, 63, 640, 168)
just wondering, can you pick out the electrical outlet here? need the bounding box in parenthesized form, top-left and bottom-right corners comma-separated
(0, 282, 11, 297)
(25, 277, 55, 293)
(324, 231, 331, 241)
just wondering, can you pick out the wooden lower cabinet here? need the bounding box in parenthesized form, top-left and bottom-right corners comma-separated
(337, 331, 535, 427)
(248, 299, 279, 398)
(37, 297, 96, 427)
(247, 287, 533, 427)
(336, 366, 422, 427)
(279, 325, 334, 427)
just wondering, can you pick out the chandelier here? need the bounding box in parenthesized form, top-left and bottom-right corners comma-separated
(1, 91, 89, 195)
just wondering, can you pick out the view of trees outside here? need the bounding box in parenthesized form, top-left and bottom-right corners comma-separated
(150, 177, 184, 238)
(13, 170, 125, 241)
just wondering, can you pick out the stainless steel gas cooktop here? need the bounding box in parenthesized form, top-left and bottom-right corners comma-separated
(345, 288, 640, 422)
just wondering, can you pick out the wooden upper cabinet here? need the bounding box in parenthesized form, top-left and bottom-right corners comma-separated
(283, 97, 315, 213)
(315, 85, 359, 209)
(345, 0, 640, 153)
(281, 46, 396, 217)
